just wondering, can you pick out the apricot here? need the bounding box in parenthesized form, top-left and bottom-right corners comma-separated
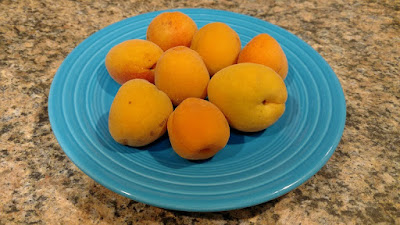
(167, 98, 230, 160)
(147, 11, 197, 51)
(108, 79, 173, 147)
(190, 22, 241, 76)
(105, 39, 163, 84)
(208, 63, 287, 132)
(237, 33, 288, 79)
(154, 46, 210, 106)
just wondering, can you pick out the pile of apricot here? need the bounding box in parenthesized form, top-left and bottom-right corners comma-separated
(106, 11, 288, 160)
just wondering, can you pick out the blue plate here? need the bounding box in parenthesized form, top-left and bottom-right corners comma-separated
(48, 8, 346, 212)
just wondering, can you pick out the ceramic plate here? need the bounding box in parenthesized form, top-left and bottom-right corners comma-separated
(48, 8, 346, 212)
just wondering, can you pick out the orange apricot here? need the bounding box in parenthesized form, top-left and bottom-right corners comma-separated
(108, 79, 173, 147)
(147, 11, 198, 51)
(155, 46, 210, 106)
(167, 98, 230, 160)
(190, 22, 241, 76)
(237, 33, 288, 79)
(105, 39, 163, 84)
(208, 63, 287, 132)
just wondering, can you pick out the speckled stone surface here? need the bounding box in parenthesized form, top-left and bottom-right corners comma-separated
(1, 0, 399, 224)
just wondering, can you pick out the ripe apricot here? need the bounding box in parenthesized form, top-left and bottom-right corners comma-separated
(108, 79, 173, 147)
(105, 39, 163, 84)
(147, 11, 198, 51)
(155, 46, 210, 106)
(208, 63, 287, 132)
(190, 22, 241, 76)
(237, 33, 288, 79)
(167, 98, 230, 160)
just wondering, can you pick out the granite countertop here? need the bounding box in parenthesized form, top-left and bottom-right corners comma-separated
(1, 0, 399, 224)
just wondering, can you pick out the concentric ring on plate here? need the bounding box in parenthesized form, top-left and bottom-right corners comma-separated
(48, 8, 346, 212)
